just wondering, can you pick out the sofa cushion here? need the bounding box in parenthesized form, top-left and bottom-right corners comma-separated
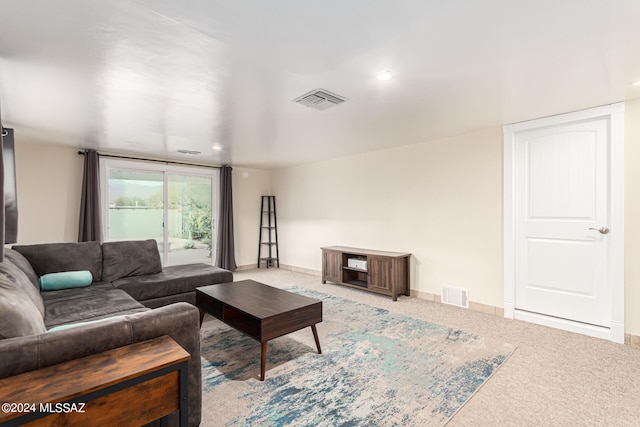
(0, 256, 45, 317)
(139, 291, 196, 309)
(41, 283, 149, 329)
(4, 248, 39, 288)
(101, 239, 162, 282)
(112, 263, 233, 301)
(46, 314, 128, 332)
(0, 296, 47, 339)
(0, 272, 47, 339)
(13, 242, 103, 282)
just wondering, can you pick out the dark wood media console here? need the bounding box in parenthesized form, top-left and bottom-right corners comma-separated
(321, 246, 411, 301)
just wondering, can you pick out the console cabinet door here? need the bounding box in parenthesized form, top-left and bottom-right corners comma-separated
(368, 256, 392, 293)
(323, 250, 342, 283)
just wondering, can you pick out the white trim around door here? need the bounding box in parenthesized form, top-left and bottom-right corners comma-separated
(504, 103, 625, 343)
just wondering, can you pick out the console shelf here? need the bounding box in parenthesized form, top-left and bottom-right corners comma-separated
(321, 246, 411, 301)
(343, 266, 368, 273)
(344, 279, 368, 288)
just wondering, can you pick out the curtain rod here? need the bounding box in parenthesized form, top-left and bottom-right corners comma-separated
(77, 150, 222, 169)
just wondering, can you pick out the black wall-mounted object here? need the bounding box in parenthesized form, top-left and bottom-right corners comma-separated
(2, 127, 17, 243)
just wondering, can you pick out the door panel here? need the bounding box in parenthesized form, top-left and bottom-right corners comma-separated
(369, 257, 392, 292)
(527, 238, 596, 296)
(323, 251, 341, 283)
(515, 118, 610, 327)
(527, 130, 596, 219)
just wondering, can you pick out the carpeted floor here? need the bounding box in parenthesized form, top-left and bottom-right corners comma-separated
(200, 269, 640, 426)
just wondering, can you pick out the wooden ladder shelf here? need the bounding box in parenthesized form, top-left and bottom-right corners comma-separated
(258, 195, 279, 268)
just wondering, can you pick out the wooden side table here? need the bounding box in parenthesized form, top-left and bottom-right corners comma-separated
(0, 335, 190, 427)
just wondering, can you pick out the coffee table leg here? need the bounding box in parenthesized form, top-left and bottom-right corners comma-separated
(260, 342, 268, 381)
(198, 309, 206, 327)
(311, 324, 322, 354)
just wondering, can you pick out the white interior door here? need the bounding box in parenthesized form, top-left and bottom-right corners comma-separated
(504, 103, 625, 343)
(515, 119, 609, 326)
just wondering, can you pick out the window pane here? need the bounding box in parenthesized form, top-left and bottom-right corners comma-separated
(107, 169, 164, 255)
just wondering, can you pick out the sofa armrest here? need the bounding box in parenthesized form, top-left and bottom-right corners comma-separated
(0, 303, 201, 427)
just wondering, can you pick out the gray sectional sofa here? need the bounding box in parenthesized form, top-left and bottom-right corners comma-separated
(0, 239, 233, 427)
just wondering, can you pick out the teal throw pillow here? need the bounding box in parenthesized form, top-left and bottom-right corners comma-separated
(39, 271, 93, 291)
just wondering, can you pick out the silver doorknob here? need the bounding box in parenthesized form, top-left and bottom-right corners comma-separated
(589, 227, 610, 234)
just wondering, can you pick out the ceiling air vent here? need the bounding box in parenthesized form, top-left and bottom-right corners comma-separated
(293, 88, 347, 111)
(177, 149, 201, 155)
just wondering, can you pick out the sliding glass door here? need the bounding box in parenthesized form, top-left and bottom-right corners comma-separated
(101, 159, 219, 266)
(166, 174, 213, 266)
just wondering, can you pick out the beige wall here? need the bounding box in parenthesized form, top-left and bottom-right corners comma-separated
(11, 147, 270, 271)
(624, 98, 640, 335)
(14, 143, 83, 244)
(232, 167, 272, 267)
(10, 99, 640, 335)
(271, 100, 640, 335)
(272, 128, 504, 307)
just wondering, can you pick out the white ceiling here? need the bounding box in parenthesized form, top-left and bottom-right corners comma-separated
(1, 0, 640, 168)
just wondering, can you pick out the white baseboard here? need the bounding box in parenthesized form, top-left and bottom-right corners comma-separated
(234, 263, 322, 276)
(236, 264, 637, 346)
(279, 264, 322, 276)
(235, 264, 257, 271)
(514, 310, 623, 343)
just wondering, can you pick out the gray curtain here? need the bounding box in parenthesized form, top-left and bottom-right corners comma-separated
(215, 165, 237, 270)
(78, 149, 102, 242)
(0, 127, 5, 261)
(3, 129, 18, 245)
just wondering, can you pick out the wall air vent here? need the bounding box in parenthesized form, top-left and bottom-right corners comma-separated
(442, 286, 469, 308)
(293, 88, 347, 111)
(177, 149, 201, 155)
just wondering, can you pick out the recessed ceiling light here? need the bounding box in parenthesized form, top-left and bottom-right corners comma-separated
(377, 70, 393, 81)
(212, 144, 222, 151)
(633, 80, 640, 86)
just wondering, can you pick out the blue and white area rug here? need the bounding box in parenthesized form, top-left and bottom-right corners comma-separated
(200, 288, 515, 426)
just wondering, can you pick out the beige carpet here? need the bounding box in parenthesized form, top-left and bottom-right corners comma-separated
(202, 269, 640, 426)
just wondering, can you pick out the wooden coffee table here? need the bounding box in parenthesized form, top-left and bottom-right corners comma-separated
(196, 280, 323, 381)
